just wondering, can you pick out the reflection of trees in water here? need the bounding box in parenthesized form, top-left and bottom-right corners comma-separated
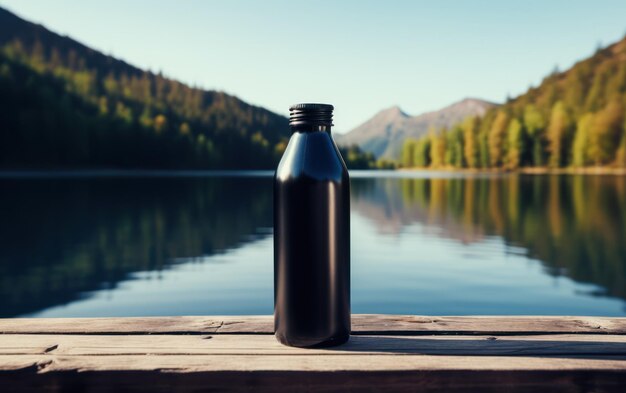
(351, 175, 626, 300)
(0, 177, 272, 317)
(3, 175, 624, 317)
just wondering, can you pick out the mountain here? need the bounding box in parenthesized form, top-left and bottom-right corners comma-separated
(0, 6, 291, 169)
(404, 37, 626, 169)
(338, 98, 496, 159)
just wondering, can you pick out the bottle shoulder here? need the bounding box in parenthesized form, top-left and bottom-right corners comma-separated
(275, 132, 348, 183)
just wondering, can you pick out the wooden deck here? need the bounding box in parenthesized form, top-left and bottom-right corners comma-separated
(1, 315, 626, 392)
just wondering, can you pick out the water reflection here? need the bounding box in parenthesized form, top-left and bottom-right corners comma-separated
(0, 173, 624, 317)
(0, 176, 273, 317)
(351, 175, 626, 303)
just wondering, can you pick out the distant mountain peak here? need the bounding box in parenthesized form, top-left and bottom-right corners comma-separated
(337, 98, 497, 159)
(459, 97, 492, 104)
(447, 97, 497, 111)
(366, 105, 409, 126)
(379, 105, 408, 117)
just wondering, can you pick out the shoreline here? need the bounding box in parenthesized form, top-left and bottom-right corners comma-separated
(398, 166, 626, 175)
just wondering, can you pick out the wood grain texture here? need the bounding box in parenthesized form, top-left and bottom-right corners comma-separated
(0, 316, 222, 335)
(2, 334, 626, 357)
(2, 353, 626, 373)
(1, 315, 626, 392)
(1, 315, 625, 335)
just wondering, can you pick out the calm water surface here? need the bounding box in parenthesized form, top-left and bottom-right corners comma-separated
(1, 171, 625, 317)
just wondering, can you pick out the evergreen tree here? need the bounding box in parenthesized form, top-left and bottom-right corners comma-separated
(430, 127, 447, 168)
(446, 125, 464, 168)
(414, 138, 431, 167)
(547, 101, 571, 167)
(523, 105, 547, 166)
(401, 139, 416, 167)
(572, 113, 593, 167)
(615, 129, 626, 167)
(588, 99, 624, 164)
(488, 111, 509, 167)
(506, 118, 523, 169)
(462, 116, 479, 168)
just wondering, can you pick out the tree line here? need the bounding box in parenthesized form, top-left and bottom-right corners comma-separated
(400, 38, 626, 169)
(0, 35, 293, 169)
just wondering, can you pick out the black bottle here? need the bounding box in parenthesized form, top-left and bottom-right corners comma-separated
(274, 103, 350, 347)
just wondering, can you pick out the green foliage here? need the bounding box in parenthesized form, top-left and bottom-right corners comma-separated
(400, 139, 416, 167)
(462, 116, 479, 168)
(401, 37, 626, 170)
(546, 101, 571, 167)
(414, 138, 431, 167)
(488, 111, 509, 167)
(478, 125, 490, 168)
(430, 127, 447, 168)
(616, 130, 626, 168)
(523, 104, 547, 166)
(446, 125, 464, 168)
(374, 158, 397, 169)
(0, 25, 290, 169)
(572, 113, 593, 167)
(588, 98, 624, 164)
(338, 145, 382, 169)
(505, 118, 523, 169)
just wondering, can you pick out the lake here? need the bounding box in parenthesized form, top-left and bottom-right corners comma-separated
(1, 171, 625, 318)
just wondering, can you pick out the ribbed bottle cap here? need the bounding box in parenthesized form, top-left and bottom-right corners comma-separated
(289, 103, 334, 127)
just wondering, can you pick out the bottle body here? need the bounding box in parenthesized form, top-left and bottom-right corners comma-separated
(274, 126, 350, 347)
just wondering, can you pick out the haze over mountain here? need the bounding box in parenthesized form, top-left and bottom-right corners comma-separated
(337, 98, 496, 160)
(338, 98, 496, 160)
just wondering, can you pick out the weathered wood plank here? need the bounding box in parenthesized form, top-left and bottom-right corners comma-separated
(1, 316, 626, 392)
(2, 334, 626, 357)
(1, 315, 625, 335)
(0, 316, 222, 335)
(1, 354, 626, 373)
(346, 315, 626, 336)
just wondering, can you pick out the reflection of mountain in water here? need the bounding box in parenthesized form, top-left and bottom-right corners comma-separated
(351, 175, 626, 301)
(0, 176, 273, 317)
(351, 177, 487, 242)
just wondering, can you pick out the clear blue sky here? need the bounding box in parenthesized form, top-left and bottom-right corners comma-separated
(2, 0, 625, 133)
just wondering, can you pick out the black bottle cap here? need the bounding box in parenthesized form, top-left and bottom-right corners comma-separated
(289, 103, 334, 127)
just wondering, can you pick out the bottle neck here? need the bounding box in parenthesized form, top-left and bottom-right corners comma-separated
(291, 125, 331, 133)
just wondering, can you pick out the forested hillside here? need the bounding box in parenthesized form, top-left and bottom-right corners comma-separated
(0, 7, 295, 169)
(401, 37, 626, 169)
